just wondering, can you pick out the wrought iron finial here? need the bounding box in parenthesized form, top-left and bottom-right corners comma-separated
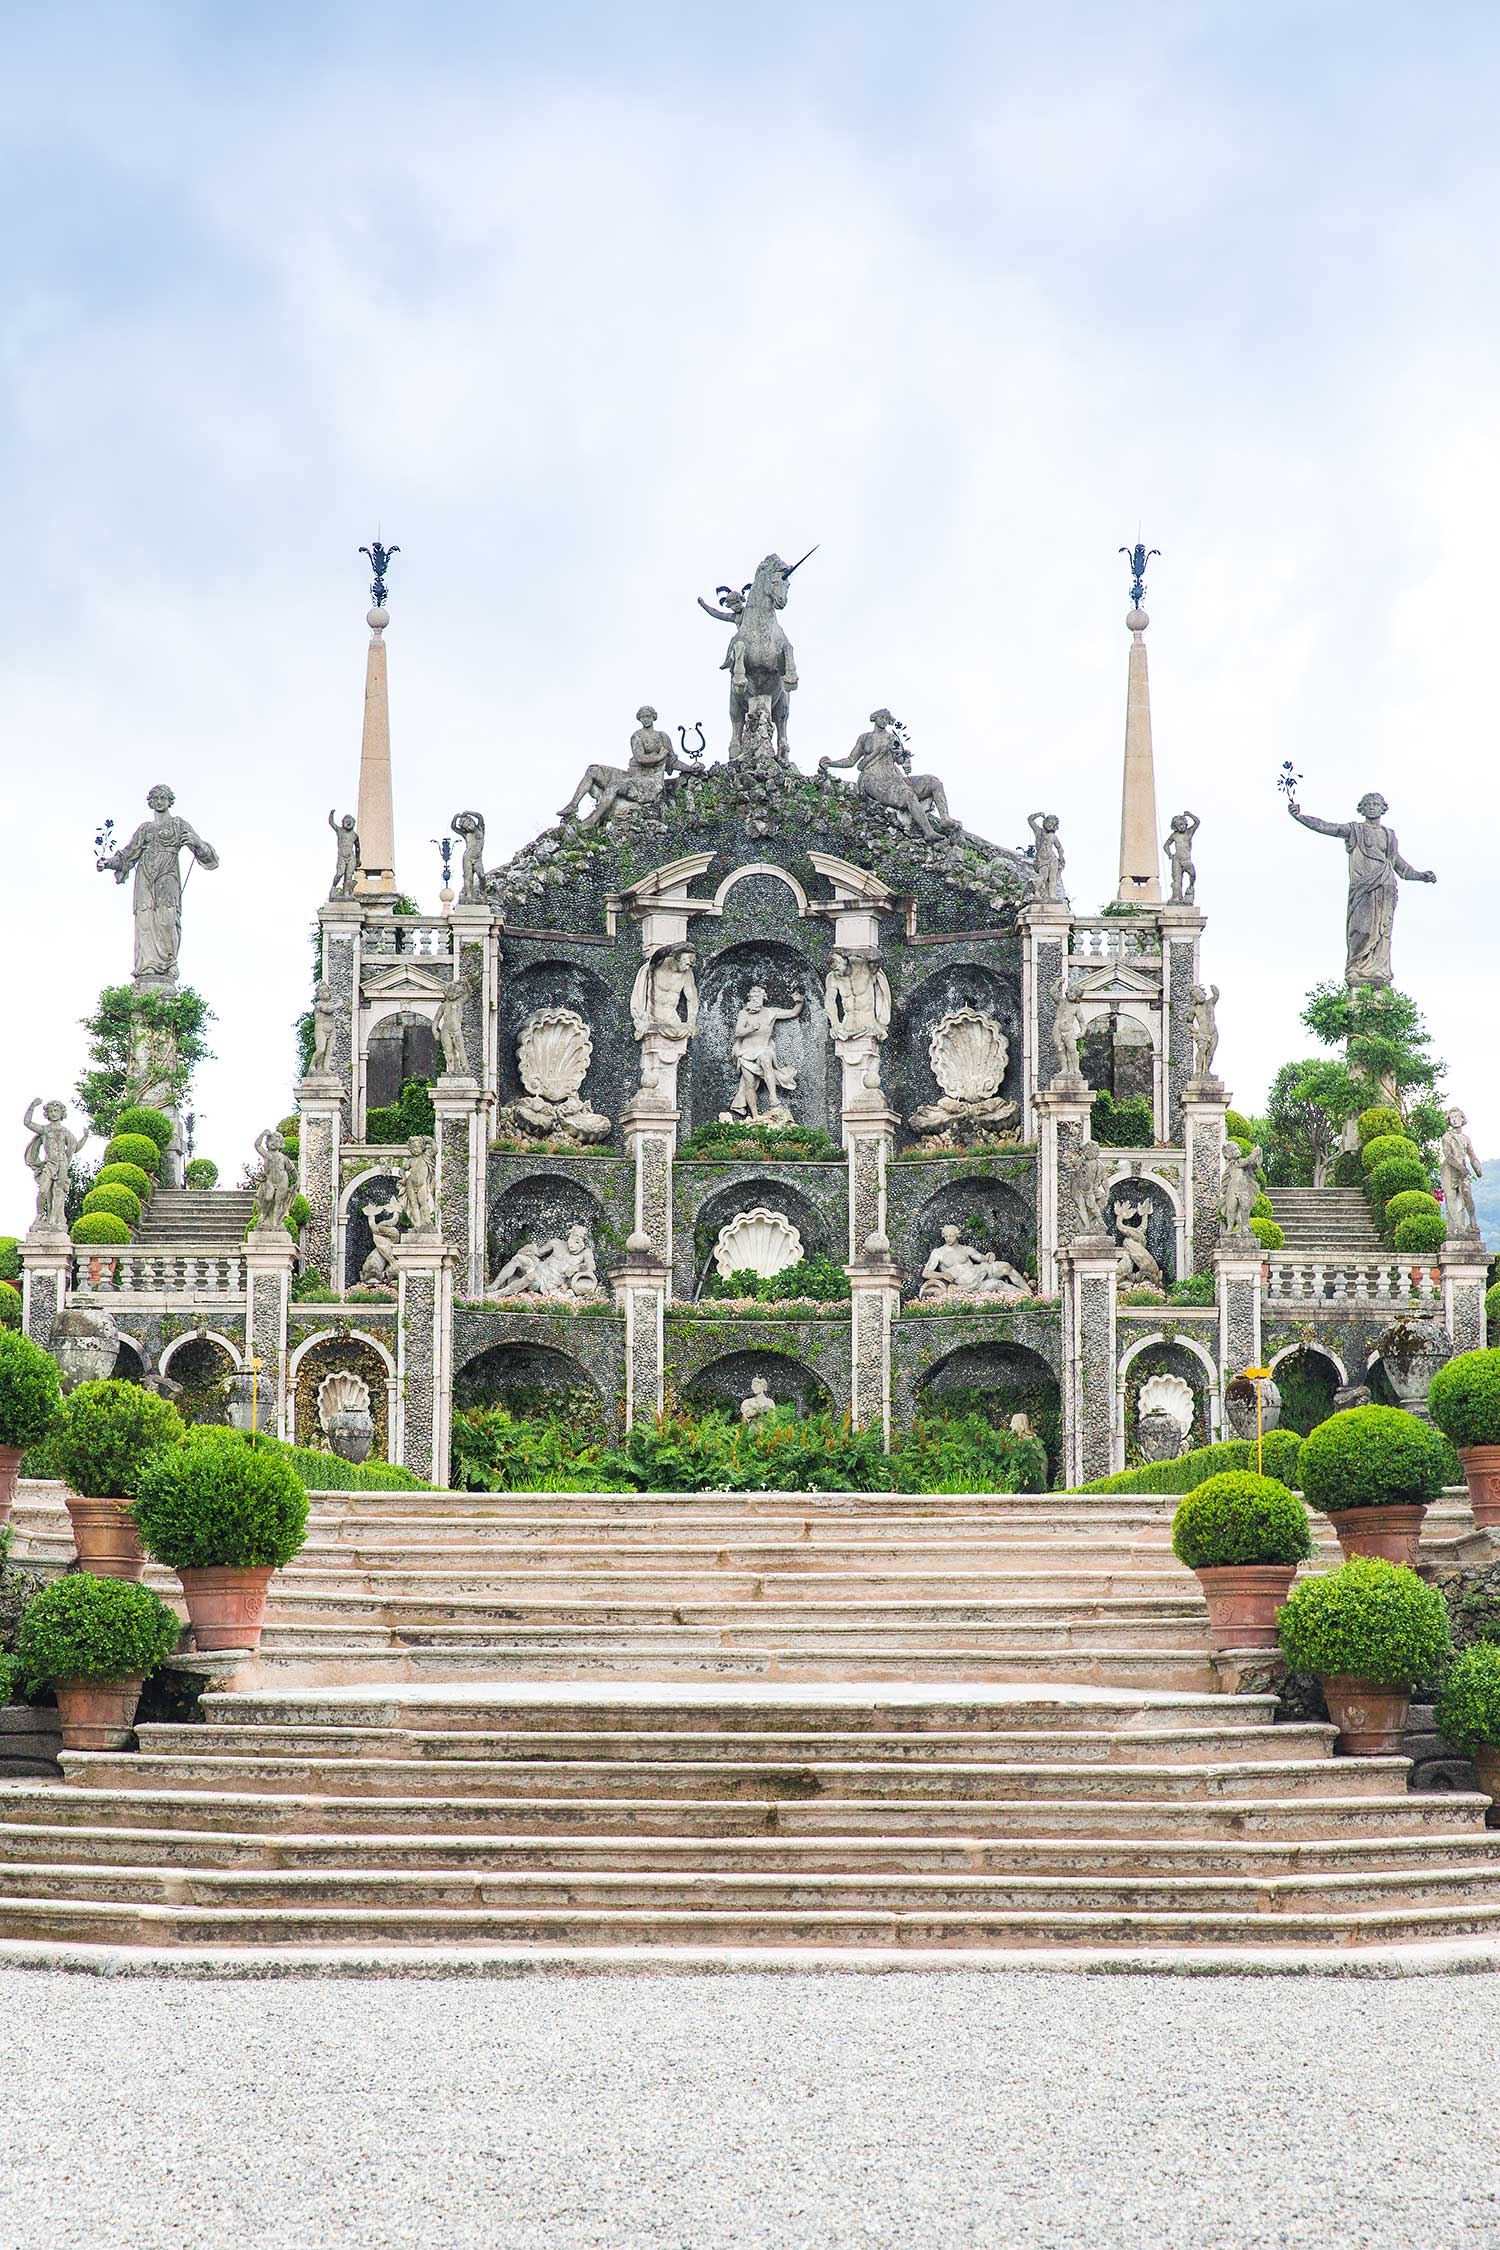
(1120, 542, 1159, 608)
(359, 540, 400, 607)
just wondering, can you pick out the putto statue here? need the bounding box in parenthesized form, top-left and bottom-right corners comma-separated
(1050, 977, 1086, 1089)
(437, 980, 469, 1077)
(824, 951, 891, 1045)
(917, 1226, 1032, 1303)
(1073, 1138, 1112, 1239)
(400, 1136, 438, 1233)
(1164, 811, 1200, 905)
(23, 1099, 86, 1234)
(1221, 1140, 1264, 1236)
(631, 947, 699, 1041)
(728, 986, 803, 1122)
(250, 1130, 297, 1235)
(450, 811, 486, 901)
(1190, 983, 1220, 1080)
(307, 982, 337, 1075)
(698, 550, 813, 762)
(327, 810, 359, 899)
(1439, 1108, 1482, 1239)
(99, 784, 220, 989)
(559, 706, 702, 829)
(1287, 789, 1435, 988)
(1113, 1199, 1163, 1288)
(489, 1224, 601, 1304)
(1026, 813, 1067, 904)
(818, 710, 955, 840)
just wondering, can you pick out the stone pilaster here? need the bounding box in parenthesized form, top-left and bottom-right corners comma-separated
(1019, 899, 1074, 1142)
(613, 1241, 670, 1427)
(448, 904, 494, 1108)
(835, 1035, 897, 1260)
(395, 1233, 455, 1483)
(243, 1231, 295, 1440)
(848, 1233, 902, 1445)
(19, 1232, 70, 1350)
(1441, 1241, 1489, 1358)
(1060, 1235, 1119, 1486)
(1034, 1081, 1095, 1298)
(318, 900, 363, 1131)
(1156, 904, 1205, 1145)
(1181, 1076, 1230, 1274)
(1216, 1233, 1264, 1415)
(622, 1052, 681, 1267)
(295, 1071, 343, 1290)
(433, 1074, 486, 1298)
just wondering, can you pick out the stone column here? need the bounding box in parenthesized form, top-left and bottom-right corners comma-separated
(1034, 1081, 1095, 1297)
(622, 1051, 681, 1267)
(395, 1233, 455, 1484)
(243, 1231, 295, 1440)
(1060, 1234, 1119, 1486)
(19, 1232, 70, 1350)
(1156, 904, 1205, 1145)
(835, 1035, 897, 1260)
(847, 1231, 902, 1445)
(1180, 1076, 1230, 1274)
(318, 900, 363, 1131)
(1019, 899, 1074, 1143)
(613, 1238, 670, 1427)
(448, 904, 494, 1109)
(1441, 1241, 1490, 1358)
(433, 1075, 486, 1298)
(295, 1071, 343, 1290)
(1215, 1232, 1263, 1419)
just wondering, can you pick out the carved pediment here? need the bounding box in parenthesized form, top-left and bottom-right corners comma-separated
(361, 965, 449, 1004)
(1072, 963, 1162, 1004)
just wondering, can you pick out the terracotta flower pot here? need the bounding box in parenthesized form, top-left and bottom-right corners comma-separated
(0, 1443, 23, 1529)
(1460, 1446, 1500, 1530)
(1319, 1673, 1411, 1756)
(63, 1495, 145, 1581)
(1325, 1504, 1427, 1567)
(1471, 1745, 1500, 1809)
(52, 1675, 144, 1751)
(176, 1566, 275, 1651)
(1193, 1564, 1298, 1651)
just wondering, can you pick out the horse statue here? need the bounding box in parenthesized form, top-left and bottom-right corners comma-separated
(697, 548, 814, 763)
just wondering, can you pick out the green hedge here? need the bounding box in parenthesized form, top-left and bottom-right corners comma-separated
(1090, 1091, 1154, 1148)
(52, 1379, 184, 1499)
(95, 1162, 154, 1201)
(0, 1284, 20, 1333)
(112, 1107, 174, 1151)
(1277, 1557, 1451, 1687)
(70, 1213, 132, 1246)
(1487, 1282, 1500, 1345)
(1298, 1404, 1450, 1514)
(1078, 1429, 1303, 1495)
(1170, 1473, 1313, 1570)
(0, 1330, 62, 1451)
(81, 1183, 142, 1229)
(252, 1437, 428, 1492)
(17, 1572, 181, 1687)
(0, 1239, 18, 1285)
(1435, 1642, 1500, 1754)
(133, 1426, 309, 1569)
(1393, 1211, 1446, 1254)
(1357, 1106, 1405, 1147)
(103, 1132, 162, 1176)
(1428, 1350, 1500, 1452)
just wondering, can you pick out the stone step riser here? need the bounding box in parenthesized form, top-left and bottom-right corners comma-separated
(251, 1621, 1215, 1653)
(198, 1650, 1230, 1688)
(253, 1603, 1212, 1636)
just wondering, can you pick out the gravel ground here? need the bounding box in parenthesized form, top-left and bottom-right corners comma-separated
(6, 1966, 1500, 2249)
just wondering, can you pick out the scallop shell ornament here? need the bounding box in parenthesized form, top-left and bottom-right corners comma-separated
(517, 1008, 593, 1104)
(928, 1008, 1009, 1102)
(1136, 1373, 1195, 1437)
(317, 1369, 372, 1431)
(712, 1206, 804, 1282)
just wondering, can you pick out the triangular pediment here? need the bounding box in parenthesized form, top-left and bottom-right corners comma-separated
(1074, 963, 1162, 1002)
(362, 964, 449, 1003)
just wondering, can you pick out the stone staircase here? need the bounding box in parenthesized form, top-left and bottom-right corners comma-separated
(0, 1483, 1497, 1955)
(1269, 1187, 1386, 1256)
(133, 1189, 256, 1248)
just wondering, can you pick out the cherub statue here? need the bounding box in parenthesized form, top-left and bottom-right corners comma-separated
(558, 706, 702, 829)
(1050, 977, 1086, 1087)
(400, 1136, 437, 1233)
(251, 1130, 297, 1235)
(23, 1098, 87, 1233)
(1190, 983, 1219, 1080)
(1221, 1140, 1264, 1236)
(436, 981, 468, 1077)
(359, 1192, 403, 1286)
(328, 811, 359, 899)
(1026, 813, 1067, 904)
(1164, 811, 1200, 905)
(308, 982, 337, 1075)
(1440, 1107, 1482, 1238)
(450, 811, 486, 901)
(1073, 1137, 1112, 1239)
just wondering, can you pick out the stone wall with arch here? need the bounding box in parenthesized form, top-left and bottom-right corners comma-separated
(1117, 1328, 1220, 1459)
(362, 1007, 438, 1113)
(485, 1170, 617, 1297)
(496, 955, 631, 1143)
(909, 1337, 1063, 1478)
(160, 1329, 241, 1425)
(893, 959, 1022, 1151)
(671, 1159, 848, 1304)
(452, 1307, 625, 1434)
(678, 1346, 836, 1421)
(687, 932, 830, 1139)
(340, 1166, 404, 1291)
(1103, 1173, 1179, 1290)
(666, 1316, 851, 1419)
(900, 1175, 1035, 1296)
(1268, 1342, 1348, 1435)
(291, 1331, 395, 1461)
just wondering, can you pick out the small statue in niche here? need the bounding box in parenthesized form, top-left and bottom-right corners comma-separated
(436, 981, 469, 1077)
(631, 947, 699, 1041)
(1164, 811, 1200, 905)
(358, 1192, 403, 1287)
(1190, 983, 1220, 1080)
(308, 982, 337, 1075)
(1439, 1107, 1482, 1238)
(251, 1129, 297, 1235)
(489, 1224, 601, 1303)
(1050, 977, 1086, 1088)
(824, 950, 891, 1044)
(917, 1226, 1032, 1302)
(450, 810, 486, 901)
(1113, 1198, 1163, 1287)
(728, 985, 803, 1121)
(328, 810, 359, 899)
(1073, 1137, 1112, 1239)
(818, 709, 956, 840)
(1221, 1140, 1264, 1236)
(558, 705, 702, 829)
(400, 1136, 437, 1234)
(739, 1376, 778, 1422)
(22, 1098, 87, 1233)
(1026, 813, 1067, 904)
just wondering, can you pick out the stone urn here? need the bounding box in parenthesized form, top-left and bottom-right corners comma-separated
(48, 1305, 121, 1394)
(1373, 1314, 1448, 1416)
(177, 1567, 275, 1652)
(1135, 1375, 1194, 1466)
(52, 1675, 144, 1751)
(1324, 1505, 1427, 1568)
(1318, 1673, 1410, 1757)
(1225, 1376, 1281, 1443)
(1471, 1745, 1500, 1812)
(1137, 1412, 1185, 1465)
(1193, 1565, 1298, 1652)
(318, 1370, 374, 1466)
(1458, 1447, 1500, 1529)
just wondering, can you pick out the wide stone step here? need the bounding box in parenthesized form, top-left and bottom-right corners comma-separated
(205, 1646, 1229, 1688)
(251, 1619, 1215, 1656)
(257, 1593, 1210, 1632)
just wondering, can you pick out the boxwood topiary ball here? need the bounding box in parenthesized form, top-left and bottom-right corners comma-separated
(103, 1132, 161, 1176)
(112, 1107, 174, 1151)
(69, 1212, 132, 1246)
(0, 1283, 21, 1332)
(1435, 1642, 1500, 1754)
(1428, 1349, 1500, 1452)
(1361, 1133, 1423, 1175)
(1392, 1211, 1447, 1254)
(132, 1425, 310, 1571)
(1357, 1106, 1406, 1147)
(1277, 1556, 1450, 1686)
(0, 1328, 63, 1450)
(95, 1161, 154, 1202)
(16, 1572, 181, 1686)
(1367, 1157, 1429, 1206)
(1298, 1403, 1451, 1513)
(1255, 1428, 1303, 1487)
(51, 1379, 184, 1499)
(1383, 1190, 1442, 1230)
(80, 1183, 142, 1230)
(1170, 1472, 1313, 1570)
(1249, 1216, 1285, 1251)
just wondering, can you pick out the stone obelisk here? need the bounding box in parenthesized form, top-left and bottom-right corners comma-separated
(355, 539, 399, 898)
(1115, 542, 1162, 904)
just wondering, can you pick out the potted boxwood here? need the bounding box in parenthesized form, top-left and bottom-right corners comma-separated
(1170, 1471, 1312, 1649)
(1277, 1556, 1451, 1754)
(1428, 1348, 1500, 1529)
(1297, 1402, 1451, 1565)
(132, 1425, 308, 1649)
(51, 1378, 184, 1579)
(17, 1572, 181, 1749)
(0, 1328, 62, 1523)
(1434, 1642, 1500, 1804)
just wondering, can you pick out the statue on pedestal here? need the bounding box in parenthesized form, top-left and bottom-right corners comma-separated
(23, 1099, 86, 1234)
(1164, 811, 1200, 905)
(400, 1136, 438, 1234)
(451, 811, 486, 901)
(1191, 984, 1220, 1080)
(698, 550, 812, 761)
(1286, 790, 1435, 988)
(99, 785, 219, 989)
(436, 982, 469, 1077)
(1072, 1138, 1112, 1240)
(917, 1226, 1032, 1302)
(1439, 1108, 1482, 1239)
(1026, 813, 1067, 903)
(327, 811, 359, 899)
(739, 1376, 778, 1422)
(824, 951, 891, 1045)
(489, 1224, 600, 1303)
(728, 987, 803, 1121)
(1050, 978, 1086, 1088)
(631, 948, 699, 1041)
(308, 983, 337, 1075)
(250, 1130, 296, 1235)
(359, 1192, 403, 1287)
(1113, 1199, 1163, 1287)
(1221, 1140, 1264, 1236)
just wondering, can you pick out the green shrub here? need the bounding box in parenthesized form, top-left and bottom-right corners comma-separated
(52, 1379, 184, 1499)
(1167, 1272, 1216, 1306)
(290, 1268, 335, 1303)
(1487, 1282, 1500, 1345)
(1170, 1472, 1313, 1570)
(1428, 1350, 1500, 1452)
(676, 1118, 842, 1163)
(1256, 1428, 1305, 1487)
(81, 1183, 143, 1229)
(1393, 1211, 1447, 1254)
(132, 1426, 309, 1569)
(703, 1255, 851, 1305)
(0, 1329, 63, 1451)
(1357, 1107, 1406, 1147)
(0, 1239, 18, 1284)
(1249, 1194, 1275, 1221)
(69, 1212, 131, 1247)
(892, 1414, 1048, 1495)
(1080, 1439, 1253, 1495)
(1249, 1216, 1285, 1251)
(1361, 1133, 1422, 1175)
(1435, 1642, 1500, 1754)
(1224, 1110, 1254, 1142)
(366, 1078, 437, 1146)
(1367, 1157, 1429, 1206)
(0, 1651, 22, 1705)
(1090, 1090, 1154, 1148)
(252, 1438, 427, 1492)
(95, 1162, 154, 1201)
(1298, 1403, 1450, 1514)
(1277, 1557, 1451, 1686)
(112, 1107, 174, 1151)
(17, 1572, 181, 1686)
(184, 1158, 219, 1190)
(0, 1284, 20, 1333)
(285, 1193, 312, 1239)
(103, 1132, 162, 1176)
(1384, 1190, 1442, 1230)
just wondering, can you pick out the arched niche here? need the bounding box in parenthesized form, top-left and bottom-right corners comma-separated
(111, 1338, 147, 1385)
(485, 1173, 609, 1290)
(291, 1333, 395, 1460)
(1080, 1009, 1158, 1104)
(161, 1332, 237, 1424)
(915, 1340, 1061, 1478)
(688, 937, 829, 1136)
(341, 1169, 403, 1290)
(691, 1176, 827, 1298)
(497, 959, 627, 1136)
(896, 963, 1022, 1138)
(454, 1341, 606, 1425)
(907, 1177, 1033, 1292)
(1120, 1335, 1217, 1456)
(1269, 1344, 1346, 1436)
(1104, 1175, 1178, 1289)
(680, 1349, 833, 1420)
(364, 1009, 438, 1113)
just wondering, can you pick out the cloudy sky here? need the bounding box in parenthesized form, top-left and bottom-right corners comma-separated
(4, 0, 1495, 1220)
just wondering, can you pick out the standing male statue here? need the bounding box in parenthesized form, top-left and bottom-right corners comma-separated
(100, 784, 220, 989)
(23, 1099, 87, 1233)
(729, 986, 803, 1119)
(1439, 1108, 1483, 1239)
(1286, 790, 1435, 988)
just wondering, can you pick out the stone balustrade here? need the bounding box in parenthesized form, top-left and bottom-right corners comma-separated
(72, 1245, 247, 1296)
(1069, 921, 1163, 963)
(1263, 1255, 1441, 1307)
(362, 918, 453, 959)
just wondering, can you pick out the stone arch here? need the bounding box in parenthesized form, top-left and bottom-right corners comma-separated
(908, 1177, 1033, 1293)
(712, 862, 810, 916)
(497, 959, 626, 1135)
(485, 1173, 610, 1291)
(689, 937, 829, 1135)
(160, 1330, 240, 1426)
(895, 962, 1022, 1143)
(363, 1007, 438, 1113)
(453, 1341, 606, 1423)
(111, 1337, 147, 1384)
(339, 1166, 404, 1291)
(691, 1176, 828, 1299)
(1104, 1174, 1179, 1289)
(915, 1340, 1062, 1477)
(1268, 1342, 1348, 1435)
(680, 1349, 833, 1420)
(289, 1331, 396, 1460)
(1118, 1330, 1220, 1458)
(160, 1327, 243, 1377)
